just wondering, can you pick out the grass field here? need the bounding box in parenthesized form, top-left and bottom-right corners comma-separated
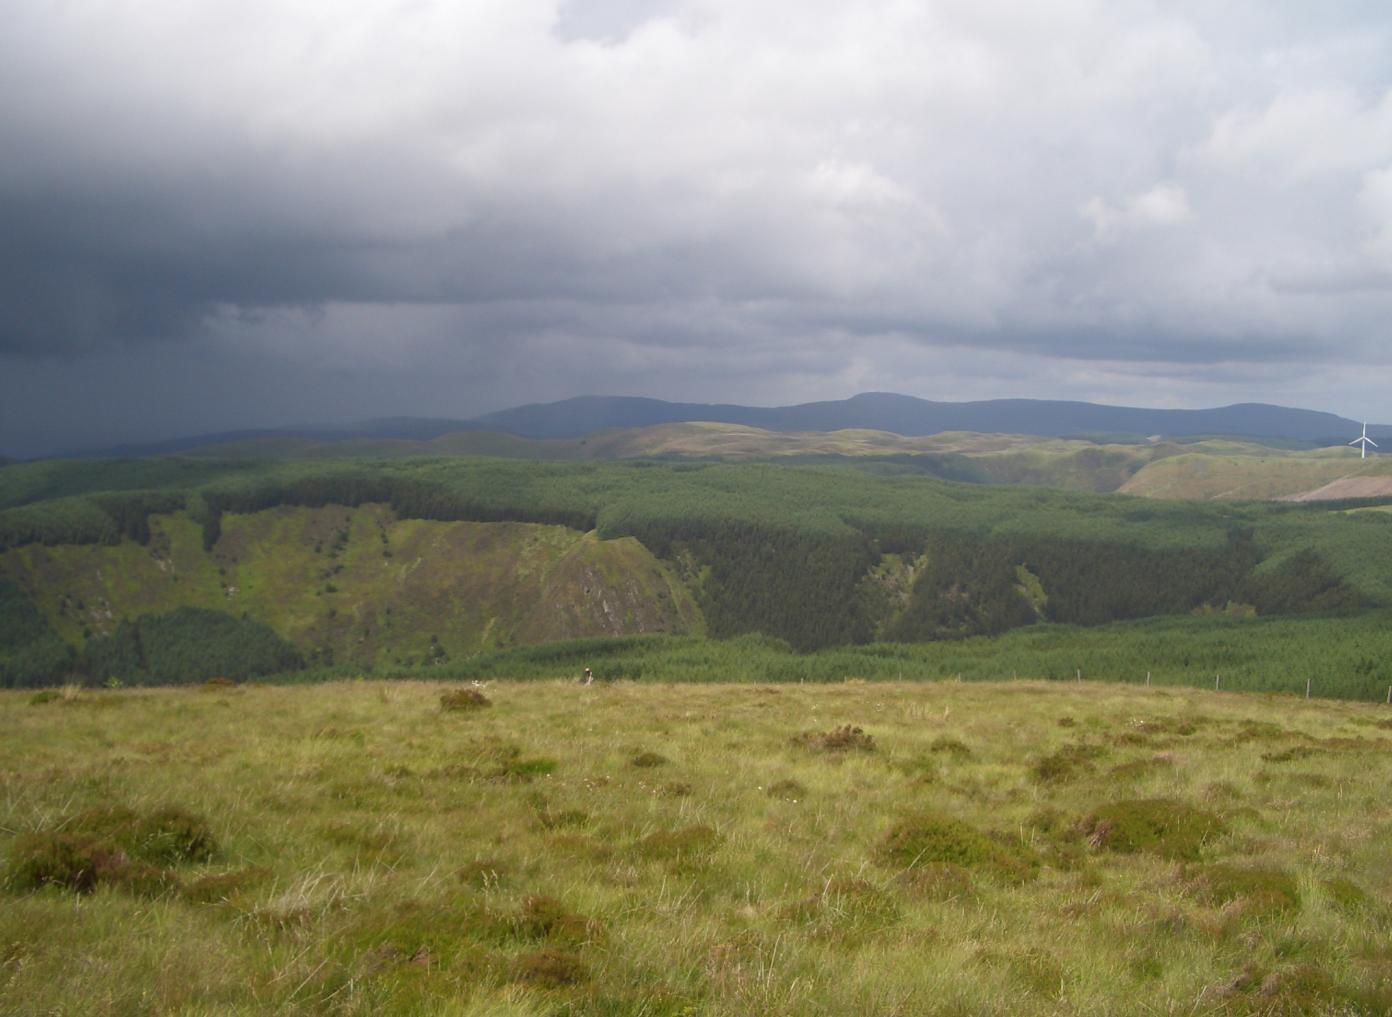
(4, 680, 1391, 1015)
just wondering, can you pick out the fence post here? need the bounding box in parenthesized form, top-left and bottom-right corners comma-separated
(1306, 678, 1311, 699)
(1146, 671, 1151, 687)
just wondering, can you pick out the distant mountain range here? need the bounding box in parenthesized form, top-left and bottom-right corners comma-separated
(474, 393, 1385, 445)
(25, 393, 1391, 459)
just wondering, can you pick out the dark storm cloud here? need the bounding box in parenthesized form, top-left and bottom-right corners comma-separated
(3, 1, 1392, 455)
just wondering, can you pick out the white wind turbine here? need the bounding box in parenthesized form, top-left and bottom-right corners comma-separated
(1350, 422, 1378, 460)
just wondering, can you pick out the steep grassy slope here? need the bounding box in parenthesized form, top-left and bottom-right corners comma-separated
(4, 680, 1392, 1015)
(1, 506, 700, 670)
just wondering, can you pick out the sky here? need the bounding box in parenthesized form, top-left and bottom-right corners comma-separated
(3, 1, 1392, 457)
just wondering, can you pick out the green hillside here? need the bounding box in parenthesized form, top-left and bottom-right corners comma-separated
(1, 505, 698, 681)
(2, 454, 1390, 685)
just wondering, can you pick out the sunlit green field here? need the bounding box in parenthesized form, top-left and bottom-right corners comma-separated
(4, 680, 1391, 1015)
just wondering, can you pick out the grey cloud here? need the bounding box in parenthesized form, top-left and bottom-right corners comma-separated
(3, 1, 1392, 453)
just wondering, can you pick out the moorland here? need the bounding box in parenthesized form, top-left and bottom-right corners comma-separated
(4, 412, 1392, 1016)
(3, 679, 1391, 1016)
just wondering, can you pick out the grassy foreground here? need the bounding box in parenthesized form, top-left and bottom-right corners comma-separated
(4, 680, 1392, 1016)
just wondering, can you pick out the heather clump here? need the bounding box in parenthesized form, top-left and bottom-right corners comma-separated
(876, 811, 1036, 882)
(4, 804, 216, 895)
(440, 688, 491, 712)
(1030, 742, 1105, 784)
(511, 947, 588, 988)
(635, 824, 719, 861)
(1080, 799, 1224, 860)
(792, 725, 875, 753)
(1185, 864, 1301, 917)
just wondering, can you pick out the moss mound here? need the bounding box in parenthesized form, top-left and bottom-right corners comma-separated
(4, 804, 216, 895)
(440, 688, 491, 711)
(635, 825, 719, 860)
(1187, 864, 1301, 916)
(792, 725, 875, 753)
(876, 811, 1035, 881)
(1080, 798, 1223, 860)
(512, 947, 588, 988)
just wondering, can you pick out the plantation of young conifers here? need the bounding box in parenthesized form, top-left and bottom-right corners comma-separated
(4, 679, 1392, 1016)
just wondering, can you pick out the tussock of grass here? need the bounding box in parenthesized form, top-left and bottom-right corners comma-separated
(1030, 742, 1105, 784)
(791, 724, 875, 752)
(4, 805, 216, 896)
(515, 895, 604, 945)
(1107, 754, 1176, 780)
(457, 858, 510, 889)
(1079, 798, 1224, 860)
(782, 876, 900, 940)
(1320, 876, 1369, 913)
(1184, 863, 1301, 918)
(629, 751, 669, 768)
(635, 824, 719, 860)
(765, 778, 807, 801)
(927, 735, 972, 757)
(511, 946, 588, 987)
(183, 866, 269, 904)
(876, 811, 1035, 881)
(439, 687, 491, 711)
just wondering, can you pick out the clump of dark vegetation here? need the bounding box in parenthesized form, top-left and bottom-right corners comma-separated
(457, 858, 510, 889)
(183, 866, 269, 905)
(27, 689, 62, 705)
(1079, 798, 1224, 860)
(440, 688, 492, 712)
(876, 811, 1035, 882)
(890, 861, 976, 900)
(1108, 754, 1176, 780)
(782, 876, 900, 939)
(1260, 745, 1320, 763)
(511, 947, 588, 988)
(1321, 876, 1369, 913)
(201, 676, 237, 690)
(5, 805, 216, 895)
(792, 725, 875, 753)
(1199, 962, 1392, 1016)
(661, 781, 694, 798)
(635, 825, 719, 860)
(515, 895, 604, 945)
(1030, 742, 1105, 784)
(1184, 864, 1301, 917)
(435, 742, 557, 782)
(629, 751, 669, 768)
(927, 735, 972, 758)
(536, 808, 590, 831)
(766, 778, 807, 801)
